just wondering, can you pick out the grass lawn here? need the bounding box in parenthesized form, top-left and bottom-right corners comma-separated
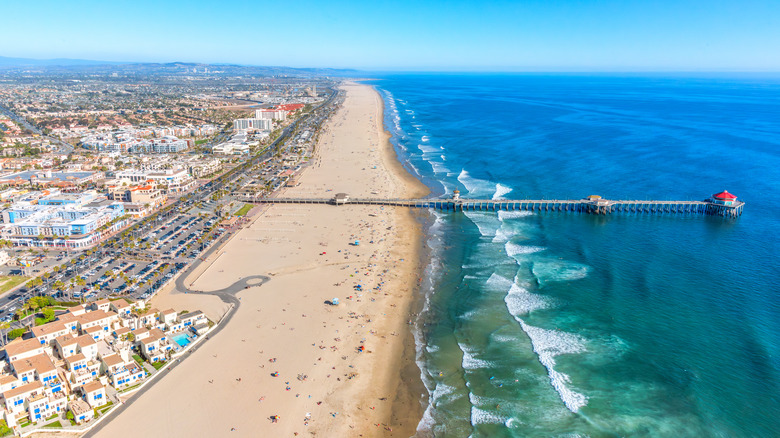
(195, 139, 209, 145)
(0, 276, 29, 294)
(151, 360, 167, 370)
(234, 204, 253, 216)
(118, 382, 142, 393)
(96, 401, 114, 415)
(132, 354, 144, 365)
(43, 421, 62, 428)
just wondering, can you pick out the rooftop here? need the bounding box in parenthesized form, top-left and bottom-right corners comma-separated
(713, 190, 738, 200)
(11, 353, 55, 375)
(3, 338, 43, 358)
(2, 380, 43, 399)
(81, 380, 104, 394)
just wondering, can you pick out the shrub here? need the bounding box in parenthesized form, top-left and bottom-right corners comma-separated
(8, 328, 26, 340)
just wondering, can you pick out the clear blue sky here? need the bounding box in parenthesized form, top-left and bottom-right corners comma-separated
(2, 0, 779, 71)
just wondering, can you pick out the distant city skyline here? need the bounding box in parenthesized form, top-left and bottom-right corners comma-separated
(3, 0, 780, 71)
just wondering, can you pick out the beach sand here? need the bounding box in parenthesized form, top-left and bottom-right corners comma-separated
(94, 82, 428, 437)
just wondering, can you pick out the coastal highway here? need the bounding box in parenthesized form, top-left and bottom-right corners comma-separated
(0, 103, 74, 154)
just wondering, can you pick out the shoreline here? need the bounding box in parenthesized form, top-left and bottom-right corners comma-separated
(374, 88, 429, 437)
(88, 82, 430, 437)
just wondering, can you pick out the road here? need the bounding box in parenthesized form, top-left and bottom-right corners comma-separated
(0, 103, 74, 154)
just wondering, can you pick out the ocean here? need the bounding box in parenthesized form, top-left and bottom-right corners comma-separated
(368, 74, 780, 437)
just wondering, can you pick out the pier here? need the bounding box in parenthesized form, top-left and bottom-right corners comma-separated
(242, 190, 744, 218)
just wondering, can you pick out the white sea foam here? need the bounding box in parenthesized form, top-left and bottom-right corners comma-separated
(418, 144, 440, 154)
(493, 212, 533, 242)
(493, 183, 513, 200)
(471, 407, 509, 425)
(515, 320, 588, 412)
(459, 343, 493, 370)
(505, 242, 546, 257)
(431, 381, 457, 401)
(461, 260, 516, 270)
(498, 210, 533, 221)
(490, 331, 516, 343)
(421, 135, 430, 142)
(457, 169, 496, 197)
(463, 211, 501, 237)
(485, 273, 514, 290)
(429, 162, 451, 174)
(504, 282, 551, 315)
(505, 417, 523, 428)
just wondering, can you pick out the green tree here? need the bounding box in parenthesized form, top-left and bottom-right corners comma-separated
(42, 308, 55, 321)
(28, 277, 43, 288)
(8, 328, 26, 340)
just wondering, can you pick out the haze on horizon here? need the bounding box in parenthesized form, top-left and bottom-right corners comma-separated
(2, 0, 779, 72)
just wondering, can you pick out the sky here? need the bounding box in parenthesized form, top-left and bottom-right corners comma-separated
(1, 0, 779, 71)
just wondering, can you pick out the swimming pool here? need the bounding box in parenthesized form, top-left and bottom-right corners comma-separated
(171, 332, 193, 348)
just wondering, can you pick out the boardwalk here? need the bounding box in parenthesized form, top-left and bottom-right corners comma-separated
(242, 195, 745, 218)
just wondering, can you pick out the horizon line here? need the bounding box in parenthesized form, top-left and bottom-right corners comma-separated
(2, 55, 780, 75)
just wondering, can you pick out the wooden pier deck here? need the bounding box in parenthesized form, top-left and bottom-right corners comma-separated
(242, 196, 744, 217)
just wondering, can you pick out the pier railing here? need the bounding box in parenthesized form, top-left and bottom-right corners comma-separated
(241, 196, 744, 218)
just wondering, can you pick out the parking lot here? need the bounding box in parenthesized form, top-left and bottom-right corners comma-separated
(0, 211, 224, 323)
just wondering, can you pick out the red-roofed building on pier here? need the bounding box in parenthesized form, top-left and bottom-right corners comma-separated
(707, 190, 744, 217)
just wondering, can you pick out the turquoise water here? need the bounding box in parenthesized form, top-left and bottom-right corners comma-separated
(370, 74, 780, 437)
(171, 332, 192, 348)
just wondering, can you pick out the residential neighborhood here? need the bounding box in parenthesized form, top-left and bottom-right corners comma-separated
(0, 298, 210, 432)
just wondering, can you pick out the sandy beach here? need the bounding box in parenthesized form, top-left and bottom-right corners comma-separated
(91, 82, 428, 437)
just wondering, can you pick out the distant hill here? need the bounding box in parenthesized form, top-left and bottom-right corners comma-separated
(0, 56, 124, 67)
(0, 56, 358, 76)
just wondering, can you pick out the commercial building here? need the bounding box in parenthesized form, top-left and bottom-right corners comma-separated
(254, 109, 287, 121)
(181, 157, 222, 178)
(212, 143, 250, 155)
(0, 171, 103, 188)
(0, 190, 127, 249)
(105, 180, 167, 217)
(233, 118, 272, 132)
(115, 168, 195, 194)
